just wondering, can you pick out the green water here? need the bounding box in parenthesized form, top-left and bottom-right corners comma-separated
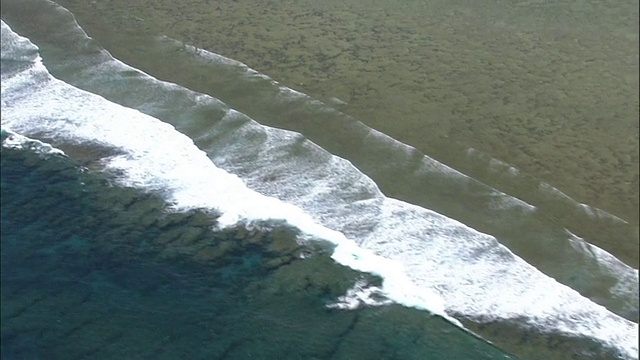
(56, 0, 639, 228)
(43, 0, 639, 269)
(1, 0, 637, 358)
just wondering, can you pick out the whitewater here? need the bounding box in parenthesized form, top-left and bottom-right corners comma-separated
(1, 16, 637, 360)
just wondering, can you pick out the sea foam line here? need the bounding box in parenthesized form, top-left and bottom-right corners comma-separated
(2, 17, 638, 359)
(0, 19, 455, 324)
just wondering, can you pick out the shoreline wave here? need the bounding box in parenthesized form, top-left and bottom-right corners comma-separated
(1, 10, 638, 359)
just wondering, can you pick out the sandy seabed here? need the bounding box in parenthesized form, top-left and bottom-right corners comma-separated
(46, 0, 640, 255)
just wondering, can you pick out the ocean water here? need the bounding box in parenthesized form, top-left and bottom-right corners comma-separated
(1, 1, 638, 359)
(3, 130, 519, 360)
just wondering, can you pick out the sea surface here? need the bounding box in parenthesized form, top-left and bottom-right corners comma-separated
(1, 1, 638, 359)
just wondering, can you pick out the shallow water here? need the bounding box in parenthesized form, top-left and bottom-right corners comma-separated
(55, 0, 640, 227)
(1, 0, 638, 359)
(35, 0, 639, 268)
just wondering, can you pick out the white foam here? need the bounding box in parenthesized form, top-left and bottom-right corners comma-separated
(567, 230, 639, 299)
(539, 183, 630, 225)
(487, 190, 537, 212)
(204, 105, 639, 358)
(467, 147, 521, 178)
(0, 21, 39, 63)
(326, 279, 392, 310)
(467, 146, 634, 230)
(2, 17, 457, 323)
(1, 129, 66, 157)
(165, 33, 637, 329)
(157, 35, 340, 107)
(2, 19, 638, 359)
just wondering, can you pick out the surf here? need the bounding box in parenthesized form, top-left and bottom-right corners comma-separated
(1, 3, 638, 358)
